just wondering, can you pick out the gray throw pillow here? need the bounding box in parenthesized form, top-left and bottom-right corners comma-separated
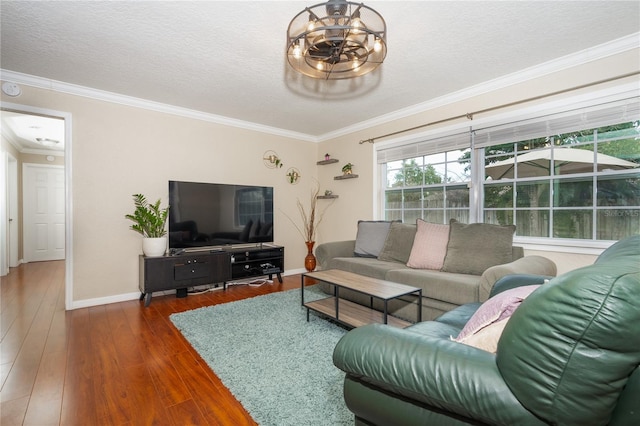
(377, 222, 417, 264)
(354, 220, 395, 258)
(441, 220, 516, 275)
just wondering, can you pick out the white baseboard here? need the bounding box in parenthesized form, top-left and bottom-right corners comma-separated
(69, 292, 141, 310)
(69, 269, 306, 310)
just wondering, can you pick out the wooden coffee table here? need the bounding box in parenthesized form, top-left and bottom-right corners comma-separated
(301, 269, 422, 329)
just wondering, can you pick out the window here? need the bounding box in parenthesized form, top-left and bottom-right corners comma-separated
(383, 149, 471, 223)
(378, 96, 640, 242)
(483, 122, 640, 240)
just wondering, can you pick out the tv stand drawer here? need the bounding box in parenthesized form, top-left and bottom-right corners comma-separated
(174, 262, 210, 281)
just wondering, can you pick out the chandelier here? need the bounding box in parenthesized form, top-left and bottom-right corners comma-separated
(286, 0, 387, 80)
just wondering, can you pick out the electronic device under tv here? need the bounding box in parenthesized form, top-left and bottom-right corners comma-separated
(168, 180, 274, 250)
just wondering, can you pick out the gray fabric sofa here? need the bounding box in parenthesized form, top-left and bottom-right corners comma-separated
(315, 221, 557, 321)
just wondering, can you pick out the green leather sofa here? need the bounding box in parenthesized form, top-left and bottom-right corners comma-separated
(333, 235, 640, 425)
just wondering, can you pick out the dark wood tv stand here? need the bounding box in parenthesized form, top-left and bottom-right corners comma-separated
(139, 244, 284, 306)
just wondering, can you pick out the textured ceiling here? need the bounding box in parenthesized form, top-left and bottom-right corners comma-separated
(1, 1, 639, 140)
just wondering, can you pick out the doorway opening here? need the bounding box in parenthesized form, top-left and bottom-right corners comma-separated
(1, 102, 73, 310)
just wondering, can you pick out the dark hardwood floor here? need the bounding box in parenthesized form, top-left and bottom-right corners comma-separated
(0, 260, 305, 425)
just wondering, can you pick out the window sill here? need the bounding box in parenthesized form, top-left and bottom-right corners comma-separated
(513, 237, 615, 255)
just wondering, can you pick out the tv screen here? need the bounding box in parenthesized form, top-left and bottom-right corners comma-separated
(168, 181, 274, 250)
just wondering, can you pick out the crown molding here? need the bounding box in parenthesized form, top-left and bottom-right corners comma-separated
(0, 69, 318, 143)
(319, 32, 640, 141)
(1, 32, 637, 144)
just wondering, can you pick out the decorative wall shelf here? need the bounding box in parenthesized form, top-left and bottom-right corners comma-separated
(317, 195, 339, 199)
(334, 174, 359, 180)
(317, 158, 339, 165)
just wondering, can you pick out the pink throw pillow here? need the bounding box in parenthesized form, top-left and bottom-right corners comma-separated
(455, 284, 541, 342)
(406, 219, 450, 270)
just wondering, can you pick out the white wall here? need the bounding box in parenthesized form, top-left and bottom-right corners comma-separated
(1, 85, 318, 305)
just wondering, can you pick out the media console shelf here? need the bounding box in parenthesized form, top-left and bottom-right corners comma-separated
(139, 244, 284, 306)
(226, 245, 284, 288)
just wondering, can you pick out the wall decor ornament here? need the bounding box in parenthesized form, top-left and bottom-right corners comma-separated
(286, 167, 301, 184)
(263, 150, 283, 169)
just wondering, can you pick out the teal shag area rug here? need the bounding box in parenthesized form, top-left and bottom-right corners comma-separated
(169, 285, 352, 426)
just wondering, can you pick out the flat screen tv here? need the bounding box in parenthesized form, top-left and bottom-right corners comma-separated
(168, 180, 274, 250)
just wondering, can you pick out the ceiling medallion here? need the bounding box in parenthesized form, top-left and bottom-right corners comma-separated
(286, 0, 387, 80)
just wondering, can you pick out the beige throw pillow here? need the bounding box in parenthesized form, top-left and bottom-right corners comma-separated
(406, 219, 450, 270)
(457, 317, 510, 353)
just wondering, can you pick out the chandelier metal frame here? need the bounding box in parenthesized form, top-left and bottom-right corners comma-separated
(286, 0, 387, 80)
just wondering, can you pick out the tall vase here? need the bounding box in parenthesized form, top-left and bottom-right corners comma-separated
(304, 241, 316, 272)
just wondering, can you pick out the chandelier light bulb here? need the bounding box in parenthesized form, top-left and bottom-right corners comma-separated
(316, 62, 324, 71)
(352, 17, 363, 33)
(373, 37, 382, 52)
(292, 43, 302, 58)
(307, 19, 316, 32)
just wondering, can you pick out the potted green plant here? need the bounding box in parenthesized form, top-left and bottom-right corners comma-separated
(342, 162, 354, 175)
(125, 193, 169, 257)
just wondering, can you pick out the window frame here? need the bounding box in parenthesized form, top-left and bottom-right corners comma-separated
(375, 85, 639, 254)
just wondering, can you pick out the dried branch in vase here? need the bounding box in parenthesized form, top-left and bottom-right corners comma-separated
(283, 181, 335, 243)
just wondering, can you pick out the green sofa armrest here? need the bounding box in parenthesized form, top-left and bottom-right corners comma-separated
(489, 273, 553, 298)
(315, 240, 356, 270)
(333, 324, 545, 426)
(478, 255, 557, 302)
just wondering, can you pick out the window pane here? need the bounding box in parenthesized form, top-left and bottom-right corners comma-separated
(385, 210, 402, 221)
(555, 179, 593, 207)
(484, 210, 513, 226)
(597, 209, 640, 240)
(423, 188, 444, 208)
(404, 188, 422, 209)
(404, 210, 422, 225)
(597, 174, 640, 207)
(401, 159, 424, 186)
(516, 148, 551, 178)
(447, 209, 470, 223)
(385, 169, 399, 188)
(448, 160, 471, 182)
(516, 210, 549, 237)
(446, 186, 469, 208)
(553, 210, 592, 239)
(423, 211, 445, 223)
(385, 189, 403, 209)
(555, 146, 596, 175)
(516, 181, 550, 207)
(485, 183, 513, 208)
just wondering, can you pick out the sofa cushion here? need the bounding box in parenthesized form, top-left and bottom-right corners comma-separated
(377, 222, 416, 264)
(354, 220, 394, 258)
(386, 269, 480, 306)
(442, 220, 516, 275)
(406, 220, 450, 270)
(329, 257, 409, 280)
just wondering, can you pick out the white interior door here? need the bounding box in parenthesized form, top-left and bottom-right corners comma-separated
(23, 163, 65, 262)
(8, 154, 18, 266)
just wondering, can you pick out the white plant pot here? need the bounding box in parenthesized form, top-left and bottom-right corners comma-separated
(142, 237, 167, 257)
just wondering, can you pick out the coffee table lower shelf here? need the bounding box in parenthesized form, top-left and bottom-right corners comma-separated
(305, 297, 411, 329)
